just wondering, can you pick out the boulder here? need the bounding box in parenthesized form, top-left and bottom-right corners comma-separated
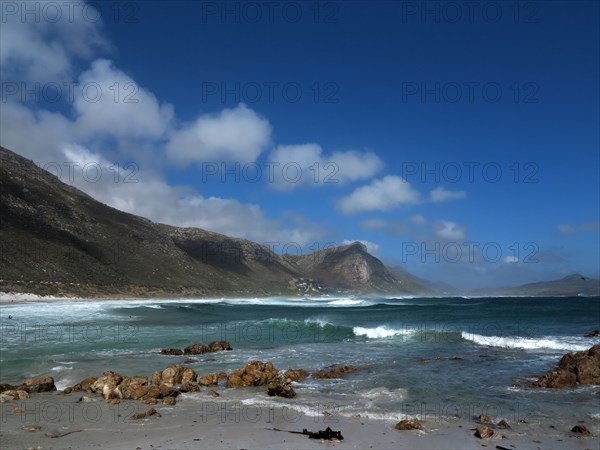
(226, 361, 279, 388)
(584, 330, 599, 338)
(477, 414, 492, 424)
(284, 369, 309, 382)
(207, 340, 232, 352)
(131, 407, 158, 420)
(312, 365, 358, 379)
(0, 390, 30, 403)
(117, 376, 148, 400)
(394, 419, 423, 430)
(181, 382, 200, 393)
(160, 348, 183, 355)
(71, 377, 98, 392)
(160, 365, 186, 388)
(571, 424, 591, 435)
(497, 419, 511, 429)
(19, 376, 56, 393)
(474, 425, 494, 439)
(267, 374, 296, 398)
(184, 343, 209, 355)
(533, 344, 600, 388)
(163, 396, 176, 405)
(90, 372, 123, 400)
(199, 373, 219, 386)
(207, 390, 220, 397)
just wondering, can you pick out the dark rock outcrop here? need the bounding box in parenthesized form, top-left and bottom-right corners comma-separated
(533, 344, 600, 388)
(571, 424, 591, 435)
(161, 348, 183, 355)
(267, 375, 296, 398)
(312, 365, 358, 379)
(394, 419, 423, 430)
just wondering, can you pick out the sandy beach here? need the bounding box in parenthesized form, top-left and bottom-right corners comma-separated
(1, 390, 596, 450)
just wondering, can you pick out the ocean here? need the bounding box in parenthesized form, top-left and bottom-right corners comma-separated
(1, 296, 599, 431)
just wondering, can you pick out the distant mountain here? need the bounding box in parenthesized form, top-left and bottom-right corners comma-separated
(285, 242, 433, 294)
(0, 147, 428, 298)
(487, 274, 600, 297)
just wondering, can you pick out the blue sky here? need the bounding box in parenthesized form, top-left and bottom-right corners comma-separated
(1, 0, 598, 289)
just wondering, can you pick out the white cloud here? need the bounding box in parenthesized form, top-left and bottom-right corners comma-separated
(73, 59, 174, 140)
(430, 186, 467, 202)
(342, 239, 380, 255)
(434, 220, 466, 241)
(166, 104, 272, 165)
(337, 175, 421, 214)
(503, 256, 519, 264)
(0, 2, 109, 83)
(268, 144, 383, 190)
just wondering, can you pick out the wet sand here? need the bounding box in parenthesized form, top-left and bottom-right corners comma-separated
(1, 391, 596, 449)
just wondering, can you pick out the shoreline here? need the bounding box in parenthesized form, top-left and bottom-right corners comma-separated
(2, 291, 599, 306)
(0, 391, 596, 449)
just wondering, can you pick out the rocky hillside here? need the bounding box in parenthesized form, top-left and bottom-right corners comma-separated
(284, 242, 433, 294)
(0, 146, 428, 298)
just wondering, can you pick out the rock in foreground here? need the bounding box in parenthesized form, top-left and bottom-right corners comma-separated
(394, 419, 423, 430)
(533, 344, 600, 388)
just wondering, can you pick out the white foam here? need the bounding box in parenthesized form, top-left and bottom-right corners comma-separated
(353, 326, 414, 339)
(461, 332, 590, 351)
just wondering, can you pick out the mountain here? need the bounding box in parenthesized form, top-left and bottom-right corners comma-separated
(285, 242, 433, 294)
(0, 146, 428, 298)
(487, 274, 600, 297)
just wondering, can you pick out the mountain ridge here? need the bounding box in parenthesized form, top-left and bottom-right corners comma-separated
(0, 146, 430, 298)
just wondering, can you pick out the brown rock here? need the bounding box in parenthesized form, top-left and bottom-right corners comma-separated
(226, 361, 279, 388)
(89, 371, 123, 400)
(144, 398, 157, 405)
(12, 407, 25, 414)
(571, 424, 591, 435)
(131, 407, 158, 420)
(199, 373, 219, 386)
(107, 398, 121, 405)
(533, 344, 600, 388)
(71, 376, 98, 392)
(144, 385, 162, 399)
(161, 348, 183, 355)
(207, 340, 232, 352)
(150, 371, 162, 386)
(160, 365, 185, 387)
(395, 419, 423, 430)
(267, 375, 296, 398)
(183, 358, 198, 364)
(497, 419, 511, 429)
(181, 382, 200, 393)
(284, 369, 309, 382)
(184, 343, 209, 355)
(19, 376, 56, 393)
(117, 376, 148, 400)
(207, 390, 220, 397)
(474, 425, 494, 438)
(0, 383, 15, 393)
(162, 396, 176, 405)
(312, 365, 358, 379)
(0, 390, 30, 402)
(478, 414, 492, 424)
(181, 368, 197, 384)
(584, 330, 599, 338)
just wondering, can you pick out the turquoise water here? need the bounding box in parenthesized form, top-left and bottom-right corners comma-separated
(1, 296, 599, 427)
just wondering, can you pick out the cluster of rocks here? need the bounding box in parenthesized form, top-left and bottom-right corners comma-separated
(472, 414, 511, 439)
(160, 340, 232, 356)
(533, 344, 600, 388)
(311, 365, 358, 379)
(0, 376, 56, 403)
